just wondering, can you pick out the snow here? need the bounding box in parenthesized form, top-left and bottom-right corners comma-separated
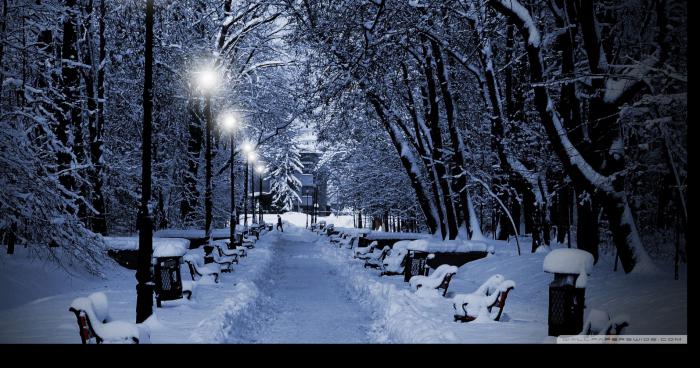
(409, 264, 458, 290)
(104, 237, 190, 252)
(452, 275, 516, 322)
(153, 239, 189, 258)
(405, 238, 488, 253)
(69, 293, 146, 343)
(153, 228, 231, 239)
(0, 230, 276, 343)
(493, 0, 541, 47)
(382, 241, 410, 274)
(314, 232, 686, 342)
(0, 224, 686, 343)
(365, 231, 431, 240)
(543, 248, 594, 276)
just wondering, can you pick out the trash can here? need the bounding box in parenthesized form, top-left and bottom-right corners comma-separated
(548, 274, 585, 336)
(543, 248, 593, 336)
(404, 251, 430, 282)
(154, 256, 184, 307)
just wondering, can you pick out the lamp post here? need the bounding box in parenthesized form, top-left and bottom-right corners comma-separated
(314, 192, 319, 224)
(221, 113, 238, 246)
(195, 67, 218, 240)
(305, 188, 310, 229)
(248, 151, 257, 225)
(256, 165, 265, 224)
(136, 0, 154, 324)
(241, 143, 254, 228)
(247, 151, 257, 228)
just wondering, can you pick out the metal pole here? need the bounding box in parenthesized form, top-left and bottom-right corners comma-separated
(259, 174, 263, 224)
(136, 0, 154, 324)
(306, 189, 309, 228)
(204, 94, 213, 239)
(243, 160, 248, 228)
(230, 134, 236, 246)
(251, 165, 256, 224)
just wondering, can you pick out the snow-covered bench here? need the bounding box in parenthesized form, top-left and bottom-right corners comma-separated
(452, 274, 515, 322)
(354, 241, 377, 259)
(380, 243, 409, 276)
(364, 246, 391, 269)
(409, 264, 458, 297)
(184, 253, 221, 283)
(215, 243, 239, 264)
(224, 239, 247, 258)
(580, 309, 630, 335)
(69, 292, 149, 344)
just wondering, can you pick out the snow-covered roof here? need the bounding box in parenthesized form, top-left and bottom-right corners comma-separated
(543, 248, 594, 275)
(405, 239, 489, 253)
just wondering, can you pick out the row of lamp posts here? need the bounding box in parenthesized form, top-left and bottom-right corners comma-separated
(136, 1, 268, 320)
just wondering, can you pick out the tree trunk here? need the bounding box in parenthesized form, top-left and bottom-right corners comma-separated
(57, 0, 81, 205)
(181, 99, 202, 223)
(365, 92, 438, 234)
(488, 0, 655, 273)
(420, 38, 458, 239)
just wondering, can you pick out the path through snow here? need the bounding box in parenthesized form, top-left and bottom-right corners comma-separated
(229, 225, 371, 343)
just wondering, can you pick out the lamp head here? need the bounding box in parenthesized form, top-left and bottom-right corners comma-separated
(196, 68, 218, 93)
(221, 113, 237, 132)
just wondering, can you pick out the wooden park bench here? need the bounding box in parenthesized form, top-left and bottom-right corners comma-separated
(69, 292, 148, 344)
(364, 246, 391, 269)
(203, 244, 235, 273)
(215, 244, 239, 264)
(354, 241, 377, 259)
(380, 246, 409, 276)
(225, 237, 248, 258)
(409, 264, 459, 297)
(184, 254, 220, 283)
(452, 274, 515, 322)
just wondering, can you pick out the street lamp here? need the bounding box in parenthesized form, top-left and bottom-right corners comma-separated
(136, 0, 155, 324)
(248, 151, 257, 225)
(195, 66, 219, 241)
(220, 112, 238, 247)
(241, 144, 255, 228)
(305, 187, 310, 229)
(256, 165, 266, 224)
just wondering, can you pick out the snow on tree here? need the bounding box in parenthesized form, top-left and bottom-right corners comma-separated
(267, 142, 303, 211)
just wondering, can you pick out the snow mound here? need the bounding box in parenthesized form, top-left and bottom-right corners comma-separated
(452, 275, 516, 322)
(543, 248, 594, 275)
(104, 237, 190, 253)
(69, 293, 149, 343)
(409, 264, 458, 290)
(153, 239, 188, 257)
(405, 239, 488, 253)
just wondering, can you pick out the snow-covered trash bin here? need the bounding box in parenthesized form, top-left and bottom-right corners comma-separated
(153, 239, 189, 307)
(403, 251, 431, 282)
(543, 248, 594, 336)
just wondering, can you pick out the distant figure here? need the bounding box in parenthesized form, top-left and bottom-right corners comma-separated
(277, 215, 283, 232)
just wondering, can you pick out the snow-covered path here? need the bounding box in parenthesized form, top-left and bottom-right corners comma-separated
(231, 226, 371, 343)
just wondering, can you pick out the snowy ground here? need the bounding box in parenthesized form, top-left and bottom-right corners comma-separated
(0, 231, 276, 343)
(315, 232, 687, 343)
(228, 226, 371, 343)
(0, 223, 686, 343)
